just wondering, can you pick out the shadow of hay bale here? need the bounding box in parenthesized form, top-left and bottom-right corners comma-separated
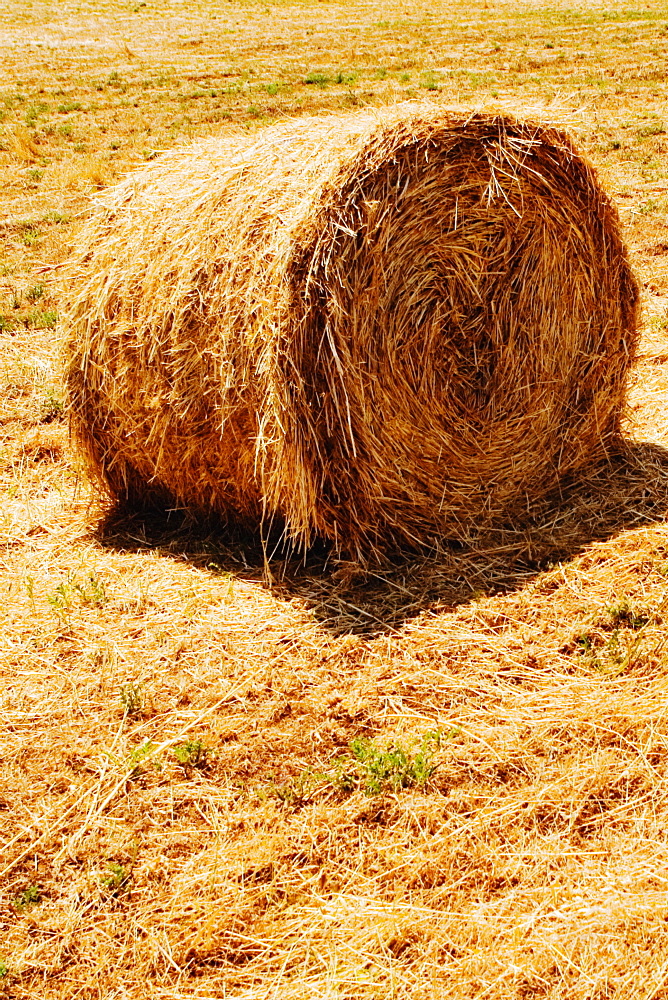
(97, 440, 668, 634)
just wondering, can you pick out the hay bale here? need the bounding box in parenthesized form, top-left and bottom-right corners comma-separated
(65, 102, 639, 561)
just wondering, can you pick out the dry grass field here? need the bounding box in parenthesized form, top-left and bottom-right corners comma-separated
(2, 1, 668, 997)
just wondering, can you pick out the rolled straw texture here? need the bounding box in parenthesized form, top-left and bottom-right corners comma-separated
(65, 102, 639, 561)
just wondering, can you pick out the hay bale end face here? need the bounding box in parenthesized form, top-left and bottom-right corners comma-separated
(65, 103, 639, 561)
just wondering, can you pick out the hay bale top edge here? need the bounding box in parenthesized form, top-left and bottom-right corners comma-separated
(85, 100, 588, 216)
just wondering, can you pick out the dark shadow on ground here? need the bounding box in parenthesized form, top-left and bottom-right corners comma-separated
(97, 440, 668, 635)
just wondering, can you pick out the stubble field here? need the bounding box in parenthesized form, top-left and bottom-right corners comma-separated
(2, 1, 668, 997)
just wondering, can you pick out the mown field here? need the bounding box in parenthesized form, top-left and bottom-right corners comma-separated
(2, 1, 668, 997)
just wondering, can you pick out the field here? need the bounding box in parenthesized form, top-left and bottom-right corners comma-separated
(2, 1, 668, 997)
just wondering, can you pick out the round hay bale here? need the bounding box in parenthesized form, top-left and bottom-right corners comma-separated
(65, 102, 639, 561)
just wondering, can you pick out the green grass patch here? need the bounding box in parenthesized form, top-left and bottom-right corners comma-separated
(57, 100, 82, 113)
(27, 309, 57, 328)
(305, 71, 330, 87)
(264, 731, 444, 805)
